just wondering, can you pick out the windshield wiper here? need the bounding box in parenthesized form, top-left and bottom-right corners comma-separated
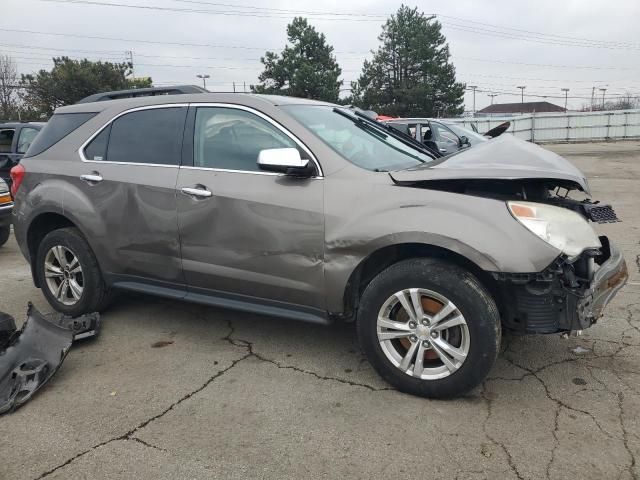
(333, 108, 441, 160)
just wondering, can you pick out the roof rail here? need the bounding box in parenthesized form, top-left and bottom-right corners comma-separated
(75, 85, 208, 104)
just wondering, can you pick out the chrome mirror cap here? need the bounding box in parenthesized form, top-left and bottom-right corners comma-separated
(257, 148, 309, 172)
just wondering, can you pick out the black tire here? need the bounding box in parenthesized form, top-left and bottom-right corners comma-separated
(357, 258, 501, 399)
(36, 227, 112, 316)
(0, 226, 9, 247)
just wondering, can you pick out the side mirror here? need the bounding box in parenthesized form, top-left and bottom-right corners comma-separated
(257, 148, 312, 176)
(459, 135, 470, 147)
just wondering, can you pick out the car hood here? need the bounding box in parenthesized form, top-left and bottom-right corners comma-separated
(390, 134, 589, 193)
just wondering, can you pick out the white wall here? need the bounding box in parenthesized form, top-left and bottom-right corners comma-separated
(443, 109, 640, 143)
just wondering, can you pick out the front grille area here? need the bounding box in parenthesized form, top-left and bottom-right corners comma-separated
(514, 289, 561, 333)
(583, 204, 620, 223)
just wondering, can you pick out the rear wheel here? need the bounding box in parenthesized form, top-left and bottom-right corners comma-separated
(0, 226, 9, 247)
(36, 227, 111, 316)
(357, 258, 500, 398)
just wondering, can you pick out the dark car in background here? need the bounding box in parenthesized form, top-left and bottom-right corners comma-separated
(385, 118, 488, 156)
(0, 178, 12, 247)
(0, 122, 45, 189)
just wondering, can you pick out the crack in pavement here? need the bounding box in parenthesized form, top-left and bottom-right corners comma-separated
(618, 391, 637, 480)
(33, 352, 251, 479)
(126, 437, 167, 452)
(480, 382, 526, 480)
(223, 319, 395, 392)
(502, 355, 614, 439)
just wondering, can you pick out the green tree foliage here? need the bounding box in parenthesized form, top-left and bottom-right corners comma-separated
(351, 5, 465, 117)
(252, 17, 342, 102)
(20, 57, 152, 118)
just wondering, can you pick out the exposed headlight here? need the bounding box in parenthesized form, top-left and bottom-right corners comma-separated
(507, 201, 601, 258)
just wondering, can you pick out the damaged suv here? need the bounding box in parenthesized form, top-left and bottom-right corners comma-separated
(10, 92, 628, 398)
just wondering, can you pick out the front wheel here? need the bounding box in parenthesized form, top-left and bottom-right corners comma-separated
(357, 258, 501, 398)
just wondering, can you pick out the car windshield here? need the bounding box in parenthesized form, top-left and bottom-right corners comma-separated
(443, 122, 488, 143)
(281, 105, 434, 171)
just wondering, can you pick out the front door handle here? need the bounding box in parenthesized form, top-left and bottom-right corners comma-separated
(80, 173, 103, 184)
(181, 186, 212, 198)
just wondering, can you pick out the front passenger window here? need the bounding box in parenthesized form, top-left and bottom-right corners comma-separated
(194, 107, 298, 172)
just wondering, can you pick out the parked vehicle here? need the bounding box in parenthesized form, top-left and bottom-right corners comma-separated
(0, 179, 12, 247)
(384, 118, 487, 155)
(10, 90, 628, 398)
(0, 122, 45, 190)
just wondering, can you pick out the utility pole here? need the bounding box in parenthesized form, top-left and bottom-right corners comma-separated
(561, 88, 569, 111)
(468, 85, 477, 115)
(243, 81, 246, 93)
(591, 86, 595, 111)
(126, 50, 135, 81)
(599, 88, 607, 110)
(488, 93, 498, 105)
(233, 82, 236, 93)
(517, 85, 526, 104)
(196, 74, 210, 89)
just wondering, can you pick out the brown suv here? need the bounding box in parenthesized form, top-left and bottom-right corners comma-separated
(11, 91, 627, 398)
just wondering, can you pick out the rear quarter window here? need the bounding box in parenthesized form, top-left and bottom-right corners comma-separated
(25, 113, 97, 157)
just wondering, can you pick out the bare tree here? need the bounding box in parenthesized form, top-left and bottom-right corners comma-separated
(0, 54, 19, 120)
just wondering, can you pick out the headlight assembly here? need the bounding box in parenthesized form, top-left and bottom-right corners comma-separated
(507, 201, 601, 259)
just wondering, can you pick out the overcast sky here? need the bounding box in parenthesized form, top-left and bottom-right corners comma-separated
(3, 0, 640, 112)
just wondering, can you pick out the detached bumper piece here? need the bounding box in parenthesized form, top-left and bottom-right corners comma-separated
(0, 304, 100, 415)
(494, 237, 628, 334)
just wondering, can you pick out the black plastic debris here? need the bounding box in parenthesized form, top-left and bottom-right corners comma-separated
(52, 311, 101, 341)
(0, 303, 100, 415)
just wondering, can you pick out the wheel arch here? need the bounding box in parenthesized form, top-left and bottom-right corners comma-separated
(338, 242, 503, 322)
(26, 211, 91, 287)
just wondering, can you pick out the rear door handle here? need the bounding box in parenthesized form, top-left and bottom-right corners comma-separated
(439, 148, 447, 153)
(80, 173, 103, 184)
(181, 186, 212, 198)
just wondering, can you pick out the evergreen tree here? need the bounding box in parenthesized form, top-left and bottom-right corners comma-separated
(351, 5, 465, 117)
(252, 17, 342, 102)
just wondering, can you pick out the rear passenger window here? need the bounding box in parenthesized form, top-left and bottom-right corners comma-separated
(85, 107, 186, 165)
(84, 125, 110, 161)
(0, 129, 15, 153)
(17, 127, 40, 154)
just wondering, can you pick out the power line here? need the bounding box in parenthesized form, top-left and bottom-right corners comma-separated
(465, 86, 639, 100)
(437, 14, 640, 48)
(27, 0, 640, 50)
(442, 22, 640, 50)
(168, 0, 388, 18)
(37, 0, 385, 21)
(0, 27, 369, 53)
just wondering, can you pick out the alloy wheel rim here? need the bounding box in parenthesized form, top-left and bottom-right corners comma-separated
(44, 246, 84, 306)
(376, 288, 470, 380)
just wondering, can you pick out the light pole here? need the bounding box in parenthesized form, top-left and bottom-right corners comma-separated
(599, 88, 607, 110)
(488, 93, 497, 105)
(561, 88, 569, 111)
(468, 85, 477, 115)
(196, 74, 210, 89)
(517, 85, 526, 104)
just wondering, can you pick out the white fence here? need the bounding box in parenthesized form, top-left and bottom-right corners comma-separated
(444, 109, 640, 144)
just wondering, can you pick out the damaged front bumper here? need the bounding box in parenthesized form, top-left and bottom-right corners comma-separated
(0, 304, 100, 414)
(493, 237, 628, 334)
